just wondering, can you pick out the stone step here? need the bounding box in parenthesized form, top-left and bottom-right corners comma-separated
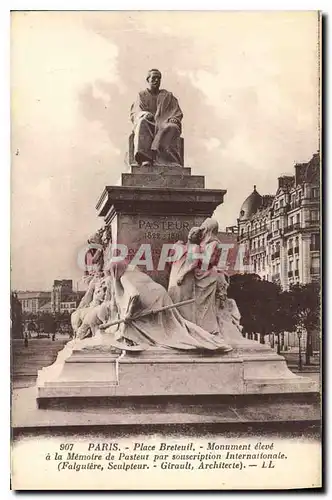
(131, 164, 191, 175)
(13, 387, 320, 427)
(122, 173, 204, 189)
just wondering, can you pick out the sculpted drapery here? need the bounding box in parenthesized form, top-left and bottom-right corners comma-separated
(168, 219, 231, 336)
(103, 261, 232, 352)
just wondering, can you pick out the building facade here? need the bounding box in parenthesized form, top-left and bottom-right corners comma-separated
(16, 291, 52, 314)
(59, 301, 78, 314)
(237, 153, 320, 290)
(17, 279, 83, 315)
(51, 279, 74, 313)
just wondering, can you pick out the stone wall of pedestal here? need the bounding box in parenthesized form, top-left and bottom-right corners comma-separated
(36, 342, 318, 401)
(96, 164, 226, 286)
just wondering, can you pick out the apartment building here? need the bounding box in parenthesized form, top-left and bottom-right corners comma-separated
(237, 153, 320, 290)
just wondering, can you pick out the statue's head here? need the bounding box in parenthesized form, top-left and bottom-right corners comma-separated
(200, 218, 219, 244)
(201, 218, 219, 235)
(88, 227, 103, 245)
(146, 69, 162, 92)
(188, 226, 203, 244)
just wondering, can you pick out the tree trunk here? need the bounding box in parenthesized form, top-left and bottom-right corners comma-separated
(270, 334, 275, 348)
(277, 333, 281, 355)
(281, 332, 285, 351)
(305, 329, 312, 365)
(297, 331, 303, 371)
(260, 332, 265, 344)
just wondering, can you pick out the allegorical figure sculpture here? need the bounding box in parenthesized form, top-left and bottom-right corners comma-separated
(101, 260, 232, 352)
(130, 69, 183, 166)
(168, 218, 235, 339)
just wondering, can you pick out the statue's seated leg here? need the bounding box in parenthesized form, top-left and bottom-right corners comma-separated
(133, 116, 155, 165)
(152, 123, 182, 165)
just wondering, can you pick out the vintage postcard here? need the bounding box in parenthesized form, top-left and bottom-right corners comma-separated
(10, 10, 322, 490)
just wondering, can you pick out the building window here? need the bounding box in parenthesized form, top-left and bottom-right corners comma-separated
(312, 187, 319, 198)
(311, 233, 320, 251)
(311, 210, 319, 221)
(280, 199, 284, 207)
(296, 213, 300, 224)
(289, 260, 293, 271)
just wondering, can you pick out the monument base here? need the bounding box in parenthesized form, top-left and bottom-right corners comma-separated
(36, 337, 318, 405)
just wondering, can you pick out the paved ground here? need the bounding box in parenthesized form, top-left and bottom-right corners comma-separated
(282, 351, 320, 372)
(11, 338, 69, 389)
(12, 385, 320, 430)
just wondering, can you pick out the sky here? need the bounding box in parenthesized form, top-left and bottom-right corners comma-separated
(10, 11, 320, 291)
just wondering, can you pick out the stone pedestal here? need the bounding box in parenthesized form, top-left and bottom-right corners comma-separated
(96, 164, 226, 286)
(36, 337, 318, 404)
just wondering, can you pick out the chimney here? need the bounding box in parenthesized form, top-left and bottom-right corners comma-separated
(278, 175, 294, 190)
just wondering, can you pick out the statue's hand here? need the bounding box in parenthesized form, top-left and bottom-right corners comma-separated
(144, 112, 155, 121)
(123, 313, 132, 325)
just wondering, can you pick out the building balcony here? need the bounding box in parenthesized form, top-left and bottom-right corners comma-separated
(250, 227, 267, 236)
(305, 219, 320, 227)
(288, 248, 293, 256)
(250, 245, 266, 255)
(284, 222, 301, 234)
(289, 200, 302, 210)
(294, 246, 299, 254)
(268, 229, 283, 240)
(271, 250, 280, 260)
(275, 206, 287, 214)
